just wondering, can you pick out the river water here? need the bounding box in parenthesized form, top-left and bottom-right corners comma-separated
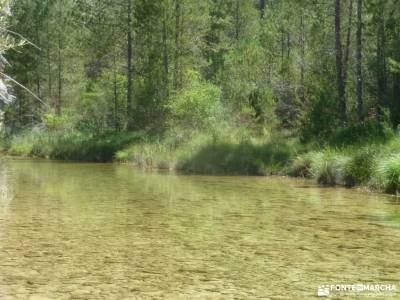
(0, 159, 399, 299)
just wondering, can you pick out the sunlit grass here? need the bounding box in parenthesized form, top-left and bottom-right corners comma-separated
(8, 125, 400, 194)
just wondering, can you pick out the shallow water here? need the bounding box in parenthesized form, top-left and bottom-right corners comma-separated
(0, 160, 399, 299)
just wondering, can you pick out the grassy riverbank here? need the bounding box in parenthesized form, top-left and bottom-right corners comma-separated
(4, 122, 400, 194)
(3, 129, 143, 162)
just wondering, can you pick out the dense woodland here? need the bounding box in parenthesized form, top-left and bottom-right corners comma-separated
(2, 0, 400, 192)
(3, 0, 399, 135)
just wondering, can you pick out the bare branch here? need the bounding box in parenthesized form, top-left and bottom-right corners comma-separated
(0, 27, 41, 51)
(0, 71, 49, 108)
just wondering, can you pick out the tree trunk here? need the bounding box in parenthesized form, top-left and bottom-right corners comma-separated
(113, 23, 119, 131)
(173, 0, 181, 91)
(335, 0, 346, 122)
(356, 0, 363, 120)
(35, 17, 41, 98)
(179, 4, 184, 87)
(300, 10, 305, 102)
(376, 0, 387, 122)
(56, 0, 64, 116)
(126, 0, 134, 129)
(46, 1, 52, 102)
(113, 56, 118, 131)
(259, 0, 266, 18)
(162, 13, 169, 98)
(235, 0, 240, 40)
(343, 0, 353, 85)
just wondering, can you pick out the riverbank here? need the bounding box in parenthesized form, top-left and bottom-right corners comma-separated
(3, 125, 400, 195)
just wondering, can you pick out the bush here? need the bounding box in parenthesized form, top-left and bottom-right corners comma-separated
(166, 71, 223, 130)
(8, 131, 35, 156)
(327, 120, 393, 147)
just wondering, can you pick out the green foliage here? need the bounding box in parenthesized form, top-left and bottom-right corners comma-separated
(75, 83, 109, 134)
(8, 129, 143, 162)
(116, 126, 299, 175)
(287, 133, 400, 193)
(343, 148, 376, 186)
(375, 155, 400, 193)
(327, 120, 391, 147)
(300, 88, 340, 142)
(309, 150, 349, 185)
(8, 131, 35, 156)
(288, 152, 314, 178)
(223, 39, 275, 123)
(166, 71, 223, 130)
(4, 0, 400, 197)
(43, 113, 74, 130)
(179, 138, 295, 175)
(388, 58, 400, 74)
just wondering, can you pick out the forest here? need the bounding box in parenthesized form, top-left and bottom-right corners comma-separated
(1, 0, 400, 193)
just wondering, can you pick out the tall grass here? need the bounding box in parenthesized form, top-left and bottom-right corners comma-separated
(288, 133, 400, 193)
(7, 124, 400, 195)
(116, 127, 300, 175)
(7, 129, 143, 162)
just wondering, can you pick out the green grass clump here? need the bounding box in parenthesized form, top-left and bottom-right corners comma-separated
(288, 152, 315, 177)
(116, 138, 177, 169)
(308, 150, 349, 185)
(343, 147, 376, 187)
(373, 155, 400, 193)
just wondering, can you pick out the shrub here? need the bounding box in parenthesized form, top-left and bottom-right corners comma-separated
(8, 131, 35, 156)
(327, 120, 392, 147)
(166, 71, 223, 130)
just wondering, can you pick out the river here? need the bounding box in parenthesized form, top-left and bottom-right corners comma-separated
(0, 159, 399, 299)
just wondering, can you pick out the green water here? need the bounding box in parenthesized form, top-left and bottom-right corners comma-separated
(0, 160, 399, 299)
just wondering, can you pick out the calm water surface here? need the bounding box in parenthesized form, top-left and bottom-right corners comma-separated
(0, 160, 399, 299)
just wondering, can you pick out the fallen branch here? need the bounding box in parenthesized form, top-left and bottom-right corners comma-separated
(0, 27, 41, 51)
(0, 71, 49, 108)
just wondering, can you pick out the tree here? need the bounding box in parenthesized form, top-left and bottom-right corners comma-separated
(126, 0, 134, 129)
(335, 0, 346, 122)
(356, 0, 363, 120)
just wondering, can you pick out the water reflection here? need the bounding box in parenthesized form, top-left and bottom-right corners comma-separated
(0, 165, 12, 218)
(0, 160, 399, 299)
